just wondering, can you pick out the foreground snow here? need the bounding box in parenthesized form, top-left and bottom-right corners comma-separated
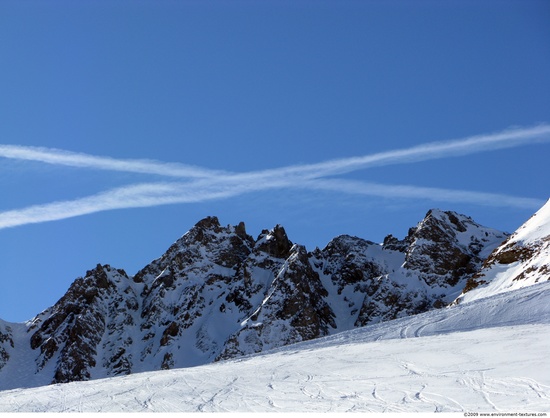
(1, 281, 549, 413)
(1, 325, 548, 413)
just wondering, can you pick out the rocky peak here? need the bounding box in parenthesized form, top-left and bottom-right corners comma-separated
(186, 216, 224, 246)
(195, 215, 222, 231)
(134, 218, 255, 286)
(217, 243, 336, 361)
(409, 209, 466, 242)
(315, 234, 386, 293)
(323, 234, 376, 255)
(382, 234, 409, 252)
(457, 199, 550, 302)
(255, 224, 293, 259)
(402, 209, 508, 287)
(3, 206, 538, 391)
(27, 265, 135, 384)
(234, 221, 248, 238)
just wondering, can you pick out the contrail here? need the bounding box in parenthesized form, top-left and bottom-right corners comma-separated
(238, 123, 550, 181)
(302, 178, 546, 210)
(1, 124, 549, 181)
(0, 144, 225, 179)
(0, 124, 548, 229)
(0, 177, 543, 230)
(0, 178, 287, 230)
(0, 182, 235, 230)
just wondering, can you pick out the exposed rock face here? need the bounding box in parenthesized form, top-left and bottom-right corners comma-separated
(28, 265, 138, 383)
(217, 243, 336, 361)
(309, 210, 507, 328)
(0, 322, 13, 371)
(456, 199, 550, 304)
(0, 208, 523, 390)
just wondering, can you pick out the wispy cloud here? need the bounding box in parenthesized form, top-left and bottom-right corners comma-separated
(302, 124, 550, 178)
(0, 182, 234, 229)
(0, 178, 294, 229)
(0, 145, 225, 178)
(228, 123, 550, 181)
(0, 176, 543, 230)
(0, 124, 548, 230)
(2, 124, 549, 180)
(302, 178, 546, 210)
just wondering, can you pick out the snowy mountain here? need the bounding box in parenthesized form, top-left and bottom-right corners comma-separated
(1, 280, 549, 412)
(2, 203, 549, 395)
(456, 198, 550, 304)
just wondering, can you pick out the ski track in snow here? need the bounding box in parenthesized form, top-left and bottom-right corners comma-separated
(1, 281, 549, 412)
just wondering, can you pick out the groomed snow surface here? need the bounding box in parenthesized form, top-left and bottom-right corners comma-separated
(1, 281, 549, 413)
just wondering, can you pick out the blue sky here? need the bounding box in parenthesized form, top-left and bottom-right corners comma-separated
(1, 0, 549, 322)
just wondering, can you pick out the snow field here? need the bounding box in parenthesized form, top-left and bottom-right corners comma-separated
(1, 281, 549, 413)
(0, 325, 548, 413)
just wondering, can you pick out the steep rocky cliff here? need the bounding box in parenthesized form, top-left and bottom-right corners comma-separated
(0, 208, 522, 390)
(455, 199, 550, 304)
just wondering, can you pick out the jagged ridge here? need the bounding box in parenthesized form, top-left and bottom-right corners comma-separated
(0, 208, 527, 390)
(456, 199, 550, 304)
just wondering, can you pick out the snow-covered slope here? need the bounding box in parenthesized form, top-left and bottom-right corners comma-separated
(0, 321, 13, 372)
(1, 281, 548, 413)
(0, 209, 511, 390)
(456, 198, 550, 304)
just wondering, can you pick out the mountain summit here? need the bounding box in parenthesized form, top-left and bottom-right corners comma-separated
(2, 203, 548, 391)
(456, 199, 550, 304)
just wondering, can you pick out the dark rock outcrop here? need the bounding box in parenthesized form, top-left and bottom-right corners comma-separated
(456, 199, 550, 303)
(0, 210, 517, 389)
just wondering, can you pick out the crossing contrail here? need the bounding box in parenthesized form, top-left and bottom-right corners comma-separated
(0, 124, 548, 229)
